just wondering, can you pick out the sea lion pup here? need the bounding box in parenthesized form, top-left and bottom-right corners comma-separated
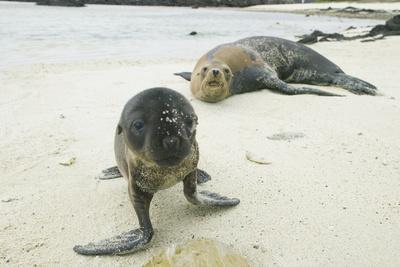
(175, 36, 378, 102)
(73, 87, 239, 255)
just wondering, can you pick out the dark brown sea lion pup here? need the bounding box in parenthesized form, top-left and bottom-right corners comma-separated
(175, 36, 378, 102)
(73, 88, 239, 255)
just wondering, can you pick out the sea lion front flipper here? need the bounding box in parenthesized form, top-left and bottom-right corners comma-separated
(73, 228, 152, 255)
(264, 77, 343, 97)
(97, 166, 123, 180)
(174, 72, 192, 81)
(183, 171, 240, 206)
(73, 184, 154, 255)
(196, 169, 211, 184)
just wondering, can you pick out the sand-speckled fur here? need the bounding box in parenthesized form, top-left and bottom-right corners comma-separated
(115, 131, 199, 193)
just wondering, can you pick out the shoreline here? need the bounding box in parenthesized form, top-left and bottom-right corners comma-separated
(246, 2, 400, 20)
(0, 0, 296, 8)
(2, 1, 400, 20)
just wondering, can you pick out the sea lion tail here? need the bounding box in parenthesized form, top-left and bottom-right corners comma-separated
(174, 72, 192, 81)
(332, 73, 378, 95)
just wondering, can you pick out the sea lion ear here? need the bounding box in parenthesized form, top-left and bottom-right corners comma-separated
(117, 124, 123, 135)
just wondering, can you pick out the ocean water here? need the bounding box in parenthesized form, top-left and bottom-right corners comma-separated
(0, 1, 381, 69)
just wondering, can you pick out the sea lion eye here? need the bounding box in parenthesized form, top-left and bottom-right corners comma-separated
(185, 116, 198, 130)
(202, 67, 208, 72)
(224, 68, 230, 74)
(132, 119, 145, 132)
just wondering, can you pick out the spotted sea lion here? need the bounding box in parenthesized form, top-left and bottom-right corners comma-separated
(175, 36, 378, 102)
(73, 88, 239, 255)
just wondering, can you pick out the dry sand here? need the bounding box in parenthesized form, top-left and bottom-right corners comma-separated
(1, 36, 400, 266)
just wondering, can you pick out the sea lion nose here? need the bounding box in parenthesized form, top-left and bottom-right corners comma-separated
(212, 69, 220, 77)
(162, 136, 180, 150)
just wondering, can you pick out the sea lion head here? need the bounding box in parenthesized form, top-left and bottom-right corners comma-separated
(119, 87, 198, 167)
(194, 60, 233, 103)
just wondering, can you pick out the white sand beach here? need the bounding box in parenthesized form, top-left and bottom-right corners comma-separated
(1, 3, 400, 267)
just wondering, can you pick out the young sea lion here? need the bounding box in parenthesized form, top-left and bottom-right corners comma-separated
(73, 88, 239, 255)
(175, 36, 378, 102)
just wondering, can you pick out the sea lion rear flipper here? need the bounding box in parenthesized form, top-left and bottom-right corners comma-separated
(183, 171, 240, 206)
(332, 73, 378, 95)
(284, 69, 377, 96)
(97, 166, 122, 180)
(174, 72, 192, 81)
(196, 169, 211, 184)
